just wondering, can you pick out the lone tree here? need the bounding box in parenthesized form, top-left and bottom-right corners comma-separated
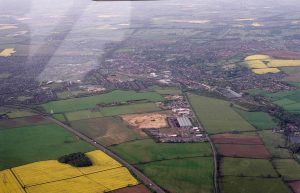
(58, 152, 92, 167)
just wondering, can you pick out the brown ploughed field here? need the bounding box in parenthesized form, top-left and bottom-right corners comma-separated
(110, 184, 151, 193)
(211, 134, 263, 145)
(289, 181, 300, 193)
(216, 144, 271, 159)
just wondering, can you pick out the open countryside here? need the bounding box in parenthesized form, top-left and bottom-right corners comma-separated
(1, 0, 300, 193)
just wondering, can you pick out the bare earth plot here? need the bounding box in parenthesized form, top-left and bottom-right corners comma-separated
(289, 181, 300, 193)
(121, 112, 168, 129)
(211, 134, 263, 145)
(110, 184, 151, 193)
(216, 144, 271, 159)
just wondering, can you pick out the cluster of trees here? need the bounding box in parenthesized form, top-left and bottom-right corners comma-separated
(58, 152, 92, 167)
(289, 144, 300, 154)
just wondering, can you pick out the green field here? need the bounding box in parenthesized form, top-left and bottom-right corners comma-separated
(71, 117, 142, 146)
(65, 103, 161, 121)
(246, 88, 300, 114)
(43, 90, 164, 113)
(0, 107, 36, 118)
(53, 114, 66, 122)
(221, 157, 278, 177)
(137, 157, 213, 193)
(258, 130, 292, 158)
(273, 159, 300, 180)
(221, 176, 290, 193)
(0, 116, 51, 129)
(0, 124, 95, 170)
(187, 93, 255, 134)
(235, 109, 277, 130)
(110, 139, 212, 164)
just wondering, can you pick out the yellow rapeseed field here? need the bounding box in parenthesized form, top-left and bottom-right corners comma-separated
(267, 59, 300, 67)
(12, 160, 82, 187)
(245, 54, 271, 61)
(12, 150, 122, 186)
(0, 170, 26, 193)
(245, 54, 300, 74)
(26, 175, 109, 193)
(4, 150, 138, 193)
(79, 150, 122, 174)
(246, 60, 268, 69)
(0, 48, 16, 57)
(87, 167, 139, 190)
(252, 68, 280, 74)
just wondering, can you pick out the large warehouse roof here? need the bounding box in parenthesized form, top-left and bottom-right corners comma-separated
(177, 117, 192, 127)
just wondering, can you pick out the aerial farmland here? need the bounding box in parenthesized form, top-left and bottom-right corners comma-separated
(1, 0, 300, 192)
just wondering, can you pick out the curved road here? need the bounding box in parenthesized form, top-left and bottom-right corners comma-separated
(46, 116, 166, 193)
(4, 105, 165, 193)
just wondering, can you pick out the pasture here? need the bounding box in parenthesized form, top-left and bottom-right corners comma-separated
(42, 90, 163, 113)
(221, 176, 290, 193)
(137, 157, 213, 193)
(187, 94, 255, 134)
(258, 130, 292, 158)
(65, 103, 161, 121)
(0, 107, 37, 118)
(273, 159, 300, 180)
(235, 109, 277, 130)
(0, 124, 95, 170)
(0, 115, 50, 129)
(110, 139, 212, 164)
(247, 88, 300, 114)
(71, 117, 142, 146)
(282, 67, 300, 82)
(221, 157, 277, 177)
(53, 114, 66, 122)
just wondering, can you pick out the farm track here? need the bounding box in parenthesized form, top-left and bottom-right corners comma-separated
(4, 105, 166, 193)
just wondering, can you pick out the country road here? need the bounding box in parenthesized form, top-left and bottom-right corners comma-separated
(46, 116, 166, 193)
(4, 104, 166, 193)
(184, 94, 220, 193)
